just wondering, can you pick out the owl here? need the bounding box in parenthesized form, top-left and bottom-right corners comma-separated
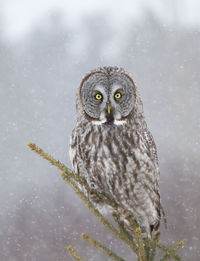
(70, 66, 161, 238)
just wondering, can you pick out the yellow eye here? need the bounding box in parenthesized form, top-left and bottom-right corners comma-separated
(114, 92, 122, 99)
(95, 93, 103, 100)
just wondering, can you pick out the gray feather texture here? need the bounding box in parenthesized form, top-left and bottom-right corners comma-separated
(70, 66, 161, 237)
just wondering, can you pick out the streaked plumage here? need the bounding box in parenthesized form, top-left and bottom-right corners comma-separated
(70, 66, 161, 237)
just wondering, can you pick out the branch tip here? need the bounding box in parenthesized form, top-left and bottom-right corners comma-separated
(66, 245, 83, 261)
(67, 245, 72, 251)
(27, 142, 35, 148)
(179, 241, 184, 246)
(81, 233, 87, 239)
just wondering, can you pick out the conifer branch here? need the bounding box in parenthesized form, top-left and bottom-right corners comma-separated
(67, 245, 84, 261)
(28, 142, 137, 253)
(81, 233, 125, 261)
(112, 212, 137, 245)
(28, 142, 116, 208)
(28, 142, 185, 261)
(148, 232, 160, 261)
(157, 243, 184, 261)
(61, 172, 138, 253)
(134, 227, 147, 261)
(160, 241, 184, 261)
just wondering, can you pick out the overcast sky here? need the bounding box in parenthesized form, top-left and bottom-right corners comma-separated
(1, 0, 200, 41)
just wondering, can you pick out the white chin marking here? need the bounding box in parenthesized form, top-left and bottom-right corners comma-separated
(92, 119, 126, 125)
(92, 119, 106, 125)
(114, 119, 127, 125)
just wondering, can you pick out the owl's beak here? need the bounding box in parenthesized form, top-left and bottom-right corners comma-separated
(105, 103, 114, 124)
(107, 104, 111, 115)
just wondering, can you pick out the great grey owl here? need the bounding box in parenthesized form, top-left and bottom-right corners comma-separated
(70, 66, 161, 238)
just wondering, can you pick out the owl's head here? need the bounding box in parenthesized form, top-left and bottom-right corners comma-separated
(78, 67, 138, 125)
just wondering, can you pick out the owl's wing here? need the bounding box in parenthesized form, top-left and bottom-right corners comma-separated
(139, 129, 167, 228)
(140, 129, 159, 167)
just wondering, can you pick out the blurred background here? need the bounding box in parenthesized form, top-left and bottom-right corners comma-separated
(0, 0, 200, 260)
